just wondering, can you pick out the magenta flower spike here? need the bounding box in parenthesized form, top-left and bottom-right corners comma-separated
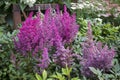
(37, 48, 50, 69)
(81, 22, 116, 77)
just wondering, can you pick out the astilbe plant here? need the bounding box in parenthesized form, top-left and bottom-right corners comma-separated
(81, 21, 116, 78)
(14, 5, 79, 70)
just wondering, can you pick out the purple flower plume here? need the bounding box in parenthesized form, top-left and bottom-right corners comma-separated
(53, 45, 73, 67)
(81, 21, 116, 77)
(14, 13, 40, 56)
(14, 5, 79, 56)
(37, 48, 50, 69)
(54, 5, 79, 43)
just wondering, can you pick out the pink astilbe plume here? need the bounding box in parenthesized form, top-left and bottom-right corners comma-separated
(81, 21, 116, 78)
(14, 11, 55, 56)
(37, 48, 50, 69)
(14, 13, 40, 56)
(14, 5, 79, 55)
(37, 20, 54, 50)
(53, 45, 73, 67)
(54, 5, 79, 44)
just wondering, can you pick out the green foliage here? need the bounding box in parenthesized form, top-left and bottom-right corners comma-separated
(51, 66, 80, 80)
(0, 30, 36, 80)
(89, 59, 120, 80)
(42, 70, 47, 80)
(93, 23, 119, 43)
(72, 32, 86, 55)
(0, 0, 14, 32)
(0, 30, 16, 80)
(89, 67, 104, 80)
(77, 18, 120, 45)
(51, 72, 66, 80)
(36, 67, 81, 80)
(110, 59, 120, 79)
(62, 66, 72, 77)
(37, 0, 73, 4)
(36, 70, 48, 80)
(110, 0, 120, 5)
(0, 26, 4, 37)
(36, 73, 43, 80)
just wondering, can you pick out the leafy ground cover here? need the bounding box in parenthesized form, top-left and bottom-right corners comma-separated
(0, 0, 120, 80)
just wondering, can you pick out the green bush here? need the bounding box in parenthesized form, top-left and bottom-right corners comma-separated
(0, 30, 36, 80)
(77, 18, 120, 45)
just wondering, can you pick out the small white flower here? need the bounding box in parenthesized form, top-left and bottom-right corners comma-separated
(71, 3, 84, 10)
(83, 2, 87, 6)
(77, 4, 84, 9)
(71, 7, 77, 10)
(20, 0, 36, 7)
(94, 18, 102, 24)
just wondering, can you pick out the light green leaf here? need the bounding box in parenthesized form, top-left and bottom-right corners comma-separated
(42, 70, 47, 80)
(62, 66, 72, 76)
(89, 67, 98, 75)
(56, 72, 62, 78)
(71, 77, 81, 80)
(62, 68, 67, 75)
(19, 4, 27, 11)
(98, 76, 104, 80)
(51, 73, 65, 80)
(47, 78, 53, 80)
(35, 73, 42, 80)
(51, 74, 58, 79)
